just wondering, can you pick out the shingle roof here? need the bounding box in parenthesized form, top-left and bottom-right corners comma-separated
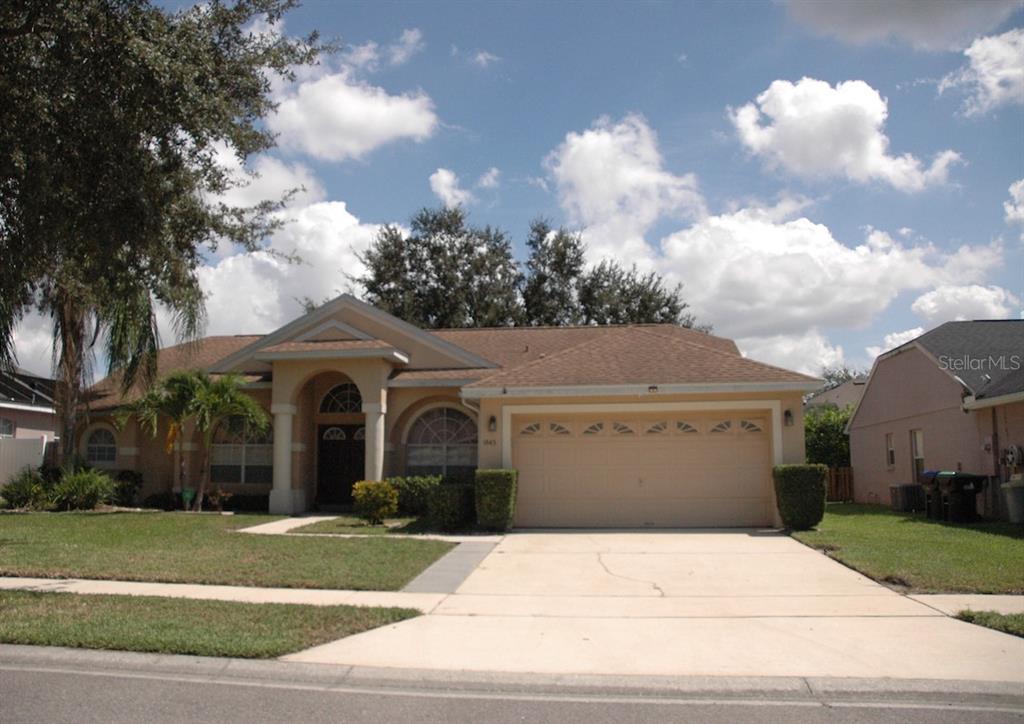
(901, 320, 1024, 398)
(464, 327, 817, 389)
(0, 368, 56, 410)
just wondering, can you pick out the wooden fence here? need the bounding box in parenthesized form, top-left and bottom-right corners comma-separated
(827, 466, 853, 502)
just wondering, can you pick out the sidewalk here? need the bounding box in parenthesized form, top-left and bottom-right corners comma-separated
(911, 594, 1024, 616)
(0, 576, 444, 611)
(237, 516, 502, 543)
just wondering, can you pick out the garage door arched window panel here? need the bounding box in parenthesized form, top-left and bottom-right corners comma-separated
(519, 422, 542, 436)
(0, 417, 14, 438)
(320, 383, 362, 414)
(611, 422, 635, 436)
(676, 421, 699, 434)
(407, 407, 478, 479)
(710, 420, 732, 434)
(548, 422, 572, 436)
(210, 416, 273, 484)
(740, 419, 764, 433)
(582, 422, 604, 436)
(644, 421, 669, 436)
(85, 428, 117, 464)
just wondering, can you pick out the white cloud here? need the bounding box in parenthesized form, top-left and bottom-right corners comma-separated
(544, 114, 705, 263)
(213, 145, 325, 210)
(471, 50, 501, 68)
(342, 41, 380, 70)
(731, 77, 960, 192)
(387, 28, 425, 66)
(476, 167, 501, 189)
(429, 168, 475, 207)
(787, 0, 1019, 51)
(12, 310, 53, 378)
(1006, 179, 1024, 237)
(269, 71, 438, 162)
(865, 327, 925, 359)
(911, 284, 1021, 322)
(198, 201, 379, 336)
(737, 329, 843, 376)
(940, 29, 1024, 116)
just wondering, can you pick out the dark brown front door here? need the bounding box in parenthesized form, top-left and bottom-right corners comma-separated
(317, 424, 365, 506)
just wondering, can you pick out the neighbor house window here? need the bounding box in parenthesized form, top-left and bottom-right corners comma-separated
(406, 407, 477, 480)
(0, 417, 13, 438)
(885, 433, 895, 468)
(85, 428, 117, 464)
(210, 416, 273, 484)
(910, 429, 925, 482)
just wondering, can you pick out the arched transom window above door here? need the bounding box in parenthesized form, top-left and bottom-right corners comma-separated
(406, 407, 478, 480)
(320, 383, 362, 413)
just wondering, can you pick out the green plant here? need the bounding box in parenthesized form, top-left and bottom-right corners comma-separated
(142, 492, 177, 511)
(112, 470, 144, 507)
(428, 483, 475, 531)
(51, 469, 115, 511)
(475, 469, 518, 531)
(1, 468, 52, 509)
(206, 487, 233, 512)
(352, 480, 399, 525)
(388, 475, 442, 516)
(773, 464, 828, 531)
(804, 405, 853, 468)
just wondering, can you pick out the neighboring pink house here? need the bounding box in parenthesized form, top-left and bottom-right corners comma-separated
(804, 377, 866, 412)
(848, 320, 1024, 517)
(0, 367, 58, 443)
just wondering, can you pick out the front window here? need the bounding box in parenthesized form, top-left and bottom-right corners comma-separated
(0, 417, 13, 438)
(85, 428, 117, 464)
(210, 416, 273, 484)
(406, 407, 478, 481)
(320, 383, 362, 413)
(910, 429, 924, 482)
(885, 433, 895, 467)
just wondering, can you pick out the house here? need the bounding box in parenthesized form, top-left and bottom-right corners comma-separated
(0, 367, 58, 442)
(83, 294, 818, 527)
(804, 377, 866, 412)
(848, 320, 1024, 512)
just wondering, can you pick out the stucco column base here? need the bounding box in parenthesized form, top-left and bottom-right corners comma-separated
(268, 488, 306, 516)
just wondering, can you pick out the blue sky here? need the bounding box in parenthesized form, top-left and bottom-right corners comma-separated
(13, 0, 1024, 376)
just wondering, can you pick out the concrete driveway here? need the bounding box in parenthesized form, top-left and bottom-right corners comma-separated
(286, 530, 1024, 681)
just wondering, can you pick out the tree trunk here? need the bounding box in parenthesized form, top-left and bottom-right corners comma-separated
(193, 441, 210, 512)
(53, 292, 88, 466)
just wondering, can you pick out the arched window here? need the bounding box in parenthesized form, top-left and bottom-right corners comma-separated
(0, 417, 13, 438)
(320, 383, 362, 413)
(85, 428, 117, 464)
(406, 407, 477, 480)
(210, 416, 273, 484)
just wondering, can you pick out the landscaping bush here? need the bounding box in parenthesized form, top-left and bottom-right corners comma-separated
(475, 469, 518, 531)
(51, 469, 115, 511)
(428, 483, 475, 531)
(1, 467, 52, 509)
(222, 494, 269, 512)
(352, 480, 399, 525)
(112, 470, 144, 507)
(142, 492, 178, 511)
(772, 464, 828, 531)
(388, 475, 442, 516)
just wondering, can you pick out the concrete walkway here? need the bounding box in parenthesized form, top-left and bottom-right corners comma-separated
(284, 530, 1024, 682)
(0, 577, 444, 611)
(237, 515, 502, 543)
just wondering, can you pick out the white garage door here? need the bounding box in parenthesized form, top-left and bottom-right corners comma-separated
(511, 412, 773, 528)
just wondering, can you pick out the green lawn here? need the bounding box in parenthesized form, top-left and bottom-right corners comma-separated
(957, 610, 1024, 639)
(295, 515, 432, 535)
(0, 512, 453, 590)
(793, 504, 1024, 594)
(0, 590, 416, 658)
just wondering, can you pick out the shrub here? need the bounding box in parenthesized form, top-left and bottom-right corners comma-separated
(51, 469, 115, 511)
(2, 467, 51, 509)
(142, 492, 177, 511)
(352, 480, 399, 525)
(475, 469, 518, 531)
(772, 464, 828, 531)
(388, 475, 442, 516)
(112, 470, 144, 507)
(428, 483, 475, 531)
(222, 494, 269, 512)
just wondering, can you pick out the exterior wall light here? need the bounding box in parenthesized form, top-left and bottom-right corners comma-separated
(784, 409, 794, 427)
(488, 415, 497, 432)
(648, 385, 658, 393)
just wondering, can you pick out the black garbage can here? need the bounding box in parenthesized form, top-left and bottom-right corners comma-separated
(940, 473, 986, 523)
(919, 471, 943, 519)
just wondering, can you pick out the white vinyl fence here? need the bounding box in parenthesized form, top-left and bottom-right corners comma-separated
(0, 437, 49, 486)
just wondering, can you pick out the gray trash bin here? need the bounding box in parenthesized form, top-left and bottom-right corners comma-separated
(1003, 474, 1024, 524)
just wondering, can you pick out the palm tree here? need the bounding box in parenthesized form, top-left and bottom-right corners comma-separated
(116, 370, 204, 498)
(189, 372, 269, 512)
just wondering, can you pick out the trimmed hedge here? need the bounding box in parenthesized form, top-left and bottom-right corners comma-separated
(428, 483, 475, 531)
(388, 475, 442, 516)
(352, 480, 399, 525)
(475, 469, 518, 531)
(772, 464, 828, 531)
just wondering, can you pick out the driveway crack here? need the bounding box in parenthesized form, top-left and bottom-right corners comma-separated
(596, 554, 666, 597)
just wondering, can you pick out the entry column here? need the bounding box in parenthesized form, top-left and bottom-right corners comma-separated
(363, 401, 385, 481)
(269, 403, 296, 514)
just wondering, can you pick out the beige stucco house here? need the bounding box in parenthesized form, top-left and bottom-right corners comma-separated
(848, 320, 1024, 513)
(83, 295, 818, 527)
